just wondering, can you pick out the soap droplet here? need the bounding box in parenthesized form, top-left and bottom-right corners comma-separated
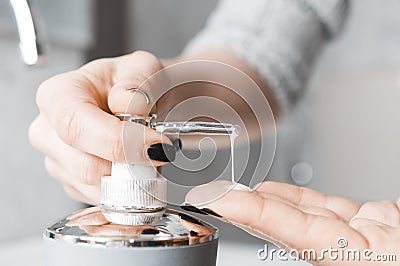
(291, 162, 313, 185)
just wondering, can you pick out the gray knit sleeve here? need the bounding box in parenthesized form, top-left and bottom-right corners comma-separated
(183, 0, 349, 113)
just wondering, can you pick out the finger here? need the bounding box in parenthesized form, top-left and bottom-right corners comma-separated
(44, 156, 73, 185)
(254, 181, 360, 221)
(43, 154, 104, 205)
(351, 201, 400, 227)
(107, 51, 164, 114)
(44, 157, 99, 204)
(31, 116, 111, 185)
(38, 93, 170, 164)
(36, 60, 170, 165)
(63, 185, 96, 205)
(186, 181, 368, 251)
(45, 157, 100, 204)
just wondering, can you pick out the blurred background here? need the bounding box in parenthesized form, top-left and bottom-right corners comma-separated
(0, 0, 399, 265)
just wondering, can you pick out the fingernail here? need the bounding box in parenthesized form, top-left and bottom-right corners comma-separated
(179, 213, 203, 226)
(189, 230, 199, 237)
(180, 204, 222, 218)
(147, 143, 176, 162)
(200, 208, 222, 218)
(141, 228, 160, 235)
(172, 138, 182, 151)
(181, 204, 206, 215)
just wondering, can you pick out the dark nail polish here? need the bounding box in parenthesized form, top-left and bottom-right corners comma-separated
(141, 228, 160, 235)
(181, 204, 223, 218)
(179, 213, 203, 226)
(147, 143, 176, 162)
(189, 230, 199, 237)
(201, 208, 222, 218)
(172, 138, 182, 151)
(181, 204, 205, 215)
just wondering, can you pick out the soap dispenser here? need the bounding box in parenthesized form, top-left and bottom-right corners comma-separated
(44, 114, 239, 266)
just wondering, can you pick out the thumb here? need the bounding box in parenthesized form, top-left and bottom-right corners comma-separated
(107, 50, 164, 115)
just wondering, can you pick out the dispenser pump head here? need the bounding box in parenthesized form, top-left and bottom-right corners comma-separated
(100, 114, 239, 226)
(100, 114, 167, 226)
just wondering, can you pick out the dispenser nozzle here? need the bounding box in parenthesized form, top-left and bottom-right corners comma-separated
(100, 114, 239, 225)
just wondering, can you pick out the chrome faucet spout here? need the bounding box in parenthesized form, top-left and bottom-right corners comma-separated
(9, 0, 45, 66)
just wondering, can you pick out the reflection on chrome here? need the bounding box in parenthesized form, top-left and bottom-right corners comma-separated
(45, 206, 218, 247)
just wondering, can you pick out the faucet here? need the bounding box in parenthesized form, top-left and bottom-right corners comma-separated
(9, 0, 45, 66)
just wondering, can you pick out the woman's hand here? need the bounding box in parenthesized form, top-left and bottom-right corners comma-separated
(28, 48, 276, 206)
(29, 51, 177, 205)
(185, 181, 400, 265)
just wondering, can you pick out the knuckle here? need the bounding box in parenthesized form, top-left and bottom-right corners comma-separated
(111, 130, 125, 162)
(79, 155, 101, 185)
(132, 50, 163, 72)
(133, 50, 156, 60)
(81, 57, 112, 71)
(36, 74, 63, 109)
(105, 121, 125, 162)
(56, 107, 82, 147)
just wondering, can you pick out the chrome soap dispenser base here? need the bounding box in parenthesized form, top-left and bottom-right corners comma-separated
(44, 206, 219, 266)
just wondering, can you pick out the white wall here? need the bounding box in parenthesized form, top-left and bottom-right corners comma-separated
(302, 0, 400, 202)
